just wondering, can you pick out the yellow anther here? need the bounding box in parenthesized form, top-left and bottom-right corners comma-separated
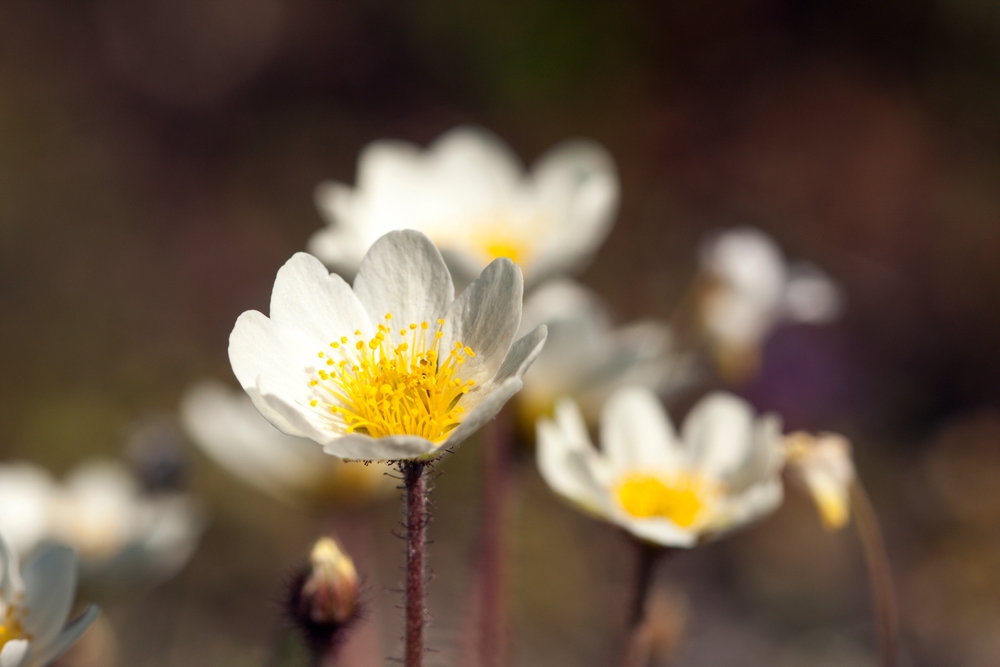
(385, 313, 392, 320)
(310, 400, 318, 407)
(437, 319, 444, 326)
(464, 347, 475, 357)
(410, 323, 418, 330)
(435, 332, 443, 339)
(341, 336, 348, 344)
(331, 342, 340, 349)
(420, 322, 429, 330)
(356, 341, 364, 350)
(327, 358, 334, 366)
(318, 352, 325, 358)
(310, 380, 318, 387)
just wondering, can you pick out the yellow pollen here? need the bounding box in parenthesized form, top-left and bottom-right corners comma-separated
(614, 473, 717, 528)
(0, 602, 27, 650)
(308, 315, 475, 443)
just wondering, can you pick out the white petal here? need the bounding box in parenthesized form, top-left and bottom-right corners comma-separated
(0, 534, 23, 602)
(481, 325, 547, 391)
(21, 544, 76, 648)
(321, 433, 437, 462)
(229, 253, 372, 440)
(681, 392, 757, 479)
(0, 464, 56, 558)
(536, 400, 608, 514)
(31, 605, 98, 667)
(441, 258, 523, 384)
(353, 230, 455, 330)
(228, 312, 318, 438)
(619, 518, 698, 548)
(180, 382, 337, 502)
(440, 377, 525, 450)
(783, 262, 844, 324)
(268, 252, 371, 344)
(528, 140, 620, 284)
(713, 478, 784, 534)
(700, 227, 787, 307)
(0, 640, 29, 667)
(429, 126, 523, 197)
(723, 414, 784, 493)
(599, 387, 682, 472)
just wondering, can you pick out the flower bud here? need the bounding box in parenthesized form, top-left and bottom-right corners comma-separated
(287, 536, 361, 656)
(785, 431, 856, 530)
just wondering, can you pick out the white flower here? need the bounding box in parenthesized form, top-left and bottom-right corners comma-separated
(0, 535, 98, 667)
(536, 387, 784, 547)
(181, 381, 396, 505)
(784, 431, 856, 530)
(698, 227, 842, 377)
(308, 126, 619, 287)
(0, 461, 204, 590)
(516, 280, 691, 425)
(229, 230, 547, 461)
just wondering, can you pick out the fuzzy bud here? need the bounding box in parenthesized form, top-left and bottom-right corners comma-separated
(287, 536, 361, 657)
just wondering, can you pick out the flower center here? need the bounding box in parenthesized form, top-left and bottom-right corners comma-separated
(0, 602, 27, 650)
(309, 314, 476, 443)
(614, 473, 717, 528)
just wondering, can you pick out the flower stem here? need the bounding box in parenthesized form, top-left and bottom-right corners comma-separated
(850, 480, 899, 667)
(402, 461, 428, 667)
(478, 408, 513, 667)
(621, 541, 667, 667)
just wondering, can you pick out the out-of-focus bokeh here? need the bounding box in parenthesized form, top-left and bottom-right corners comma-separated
(2, 1, 1000, 665)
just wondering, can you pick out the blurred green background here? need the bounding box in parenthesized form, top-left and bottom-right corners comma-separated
(3, 0, 1000, 665)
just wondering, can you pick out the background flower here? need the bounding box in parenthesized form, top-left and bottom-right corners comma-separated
(516, 279, 691, 431)
(0, 460, 204, 592)
(0, 535, 98, 667)
(180, 381, 396, 506)
(697, 227, 843, 381)
(308, 126, 619, 288)
(537, 387, 784, 547)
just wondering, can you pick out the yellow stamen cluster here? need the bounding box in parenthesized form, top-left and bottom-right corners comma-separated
(309, 314, 476, 443)
(0, 600, 27, 650)
(614, 473, 718, 528)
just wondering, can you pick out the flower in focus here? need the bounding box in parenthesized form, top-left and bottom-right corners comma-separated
(536, 387, 784, 547)
(784, 431, 856, 530)
(230, 230, 546, 462)
(308, 126, 619, 288)
(515, 279, 691, 430)
(0, 461, 205, 591)
(181, 381, 396, 506)
(0, 534, 98, 666)
(697, 227, 842, 380)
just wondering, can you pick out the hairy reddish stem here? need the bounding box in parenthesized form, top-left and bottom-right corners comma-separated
(402, 461, 428, 667)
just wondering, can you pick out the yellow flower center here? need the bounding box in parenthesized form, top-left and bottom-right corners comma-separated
(614, 473, 717, 528)
(0, 602, 27, 650)
(430, 218, 539, 267)
(309, 314, 476, 443)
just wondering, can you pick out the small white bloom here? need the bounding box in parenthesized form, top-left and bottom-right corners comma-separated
(229, 230, 547, 461)
(308, 126, 619, 287)
(0, 534, 98, 667)
(536, 387, 784, 547)
(698, 227, 842, 377)
(0, 461, 204, 590)
(180, 381, 396, 505)
(784, 431, 856, 530)
(49, 461, 205, 589)
(516, 280, 691, 425)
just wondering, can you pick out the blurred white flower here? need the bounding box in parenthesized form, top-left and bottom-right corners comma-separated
(181, 381, 396, 506)
(536, 387, 784, 547)
(0, 461, 204, 591)
(698, 227, 843, 379)
(0, 535, 98, 667)
(516, 280, 691, 427)
(229, 230, 546, 462)
(784, 431, 856, 530)
(309, 126, 619, 288)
